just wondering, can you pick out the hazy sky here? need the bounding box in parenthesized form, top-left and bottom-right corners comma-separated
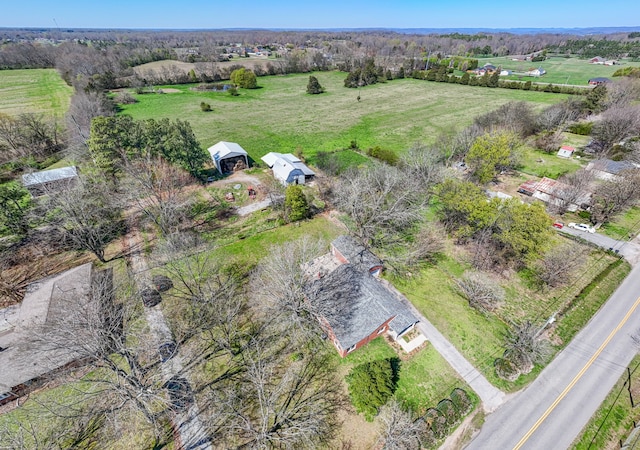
(3, 0, 639, 29)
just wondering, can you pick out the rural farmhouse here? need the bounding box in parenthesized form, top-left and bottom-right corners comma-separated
(303, 236, 420, 357)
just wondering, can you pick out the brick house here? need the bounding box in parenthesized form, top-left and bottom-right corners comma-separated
(304, 236, 418, 357)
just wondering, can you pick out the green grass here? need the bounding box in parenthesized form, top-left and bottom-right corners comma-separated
(393, 258, 509, 389)
(519, 146, 586, 179)
(337, 337, 473, 417)
(119, 72, 567, 164)
(477, 56, 640, 85)
(391, 239, 625, 390)
(600, 206, 640, 241)
(573, 354, 640, 449)
(554, 259, 631, 346)
(211, 216, 343, 266)
(0, 68, 73, 117)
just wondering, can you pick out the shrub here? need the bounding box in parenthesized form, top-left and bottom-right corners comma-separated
(200, 102, 212, 112)
(306, 75, 324, 94)
(450, 388, 472, 415)
(366, 146, 398, 165)
(346, 358, 398, 421)
(567, 122, 593, 135)
(455, 271, 505, 313)
(115, 92, 138, 104)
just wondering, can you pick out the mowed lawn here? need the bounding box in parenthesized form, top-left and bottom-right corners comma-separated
(119, 71, 566, 162)
(0, 68, 73, 117)
(478, 56, 640, 85)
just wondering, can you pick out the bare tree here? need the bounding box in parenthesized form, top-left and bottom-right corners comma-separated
(503, 320, 551, 374)
(42, 176, 123, 262)
(122, 155, 194, 236)
(153, 235, 247, 358)
(535, 100, 582, 132)
(384, 225, 445, 274)
(333, 164, 425, 248)
(19, 269, 172, 437)
(591, 104, 640, 155)
(534, 130, 564, 154)
(603, 78, 640, 109)
(534, 243, 587, 288)
(590, 169, 640, 223)
(375, 399, 426, 450)
(455, 271, 505, 314)
(209, 341, 341, 449)
(250, 237, 326, 345)
(553, 169, 594, 215)
(398, 143, 444, 190)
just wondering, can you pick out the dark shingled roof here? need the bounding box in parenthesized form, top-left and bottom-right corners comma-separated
(332, 235, 382, 272)
(305, 264, 418, 350)
(591, 159, 637, 175)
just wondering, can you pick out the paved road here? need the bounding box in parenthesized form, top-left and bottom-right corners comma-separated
(466, 263, 640, 449)
(558, 226, 640, 266)
(380, 280, 506, 413)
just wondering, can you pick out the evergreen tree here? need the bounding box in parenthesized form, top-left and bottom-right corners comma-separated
(397, 67, 405, 79)
(460, 72, 471, 85)
(488, 71, 500, 87)
(306, 75, 324, 94)
(284, 185, 310, 222)
(346, 359, 397, 421)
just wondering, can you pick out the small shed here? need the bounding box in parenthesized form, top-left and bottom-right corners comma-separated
(208, 141, 249, 174)
(21, 166, 78, 196)
(557, 146, 575, 158)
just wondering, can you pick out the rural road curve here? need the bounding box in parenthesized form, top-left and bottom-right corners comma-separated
(466, 262, 640, 449)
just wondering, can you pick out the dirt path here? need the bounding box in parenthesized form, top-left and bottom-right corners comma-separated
(125, 226, 211, 450)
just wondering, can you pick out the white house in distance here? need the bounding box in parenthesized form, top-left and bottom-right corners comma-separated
(261, 152, 315, 185)
(557, 145, 575, 158)
(208, 141, 249, 174)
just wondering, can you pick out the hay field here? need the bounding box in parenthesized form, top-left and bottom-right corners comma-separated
(120, 71, 567, 162)
(0, 69, 73, 117)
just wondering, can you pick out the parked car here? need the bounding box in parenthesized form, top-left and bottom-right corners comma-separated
(553, 222, 564, 229)
(568, 222, 596, 233)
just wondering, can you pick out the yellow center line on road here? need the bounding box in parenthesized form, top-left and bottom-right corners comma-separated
(513, 295, 640, 450)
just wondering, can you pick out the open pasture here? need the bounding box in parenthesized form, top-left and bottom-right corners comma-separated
(479, 56, 640, 85)
(120, 71, 567, 162)
(0, 69, 73, 117)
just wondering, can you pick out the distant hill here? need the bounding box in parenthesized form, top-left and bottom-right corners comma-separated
(318, 27, 640, 36)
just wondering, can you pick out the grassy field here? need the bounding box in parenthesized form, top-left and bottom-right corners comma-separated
(119, 71, 567, 163)
(519, 146, 586, 179)
(0, 68, 73, 117)
(477, 56, 640, 85)
(600, 206, 640, 240)
(393, 239, 627, 390)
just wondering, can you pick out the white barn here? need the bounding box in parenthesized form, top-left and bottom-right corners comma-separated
(261, 152, 315, 185)
(208, 141, 249, 174)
